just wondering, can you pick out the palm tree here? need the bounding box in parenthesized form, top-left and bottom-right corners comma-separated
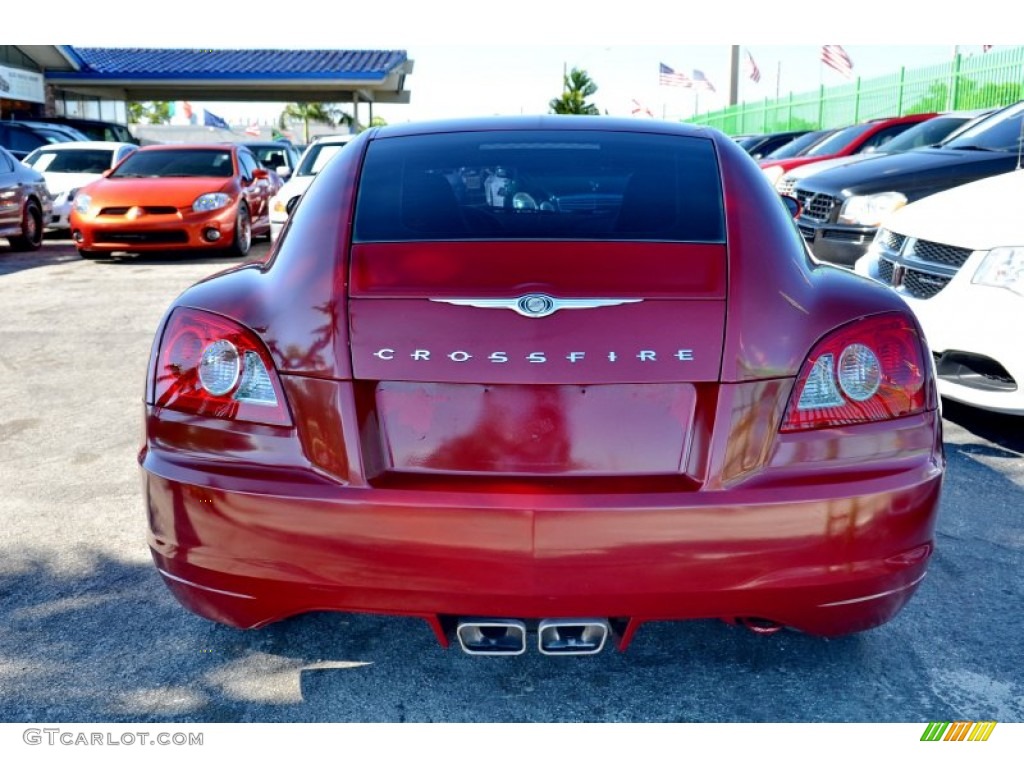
(549, 68, 601, 115)
(280, 102, 354, 143)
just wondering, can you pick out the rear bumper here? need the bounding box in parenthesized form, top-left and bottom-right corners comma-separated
(142, 420, 943, 641)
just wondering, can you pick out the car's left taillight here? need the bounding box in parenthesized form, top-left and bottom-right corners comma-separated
(152, 307, 292, 427)
(781, 312, 931, 432)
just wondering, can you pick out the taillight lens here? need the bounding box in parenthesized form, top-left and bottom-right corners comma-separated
(781, 313, 929, 432)
(153, 307, 292, 427)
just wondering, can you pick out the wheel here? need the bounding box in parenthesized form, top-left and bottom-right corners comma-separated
(8, 201, 43, 252)
(225, 203, 252, 258)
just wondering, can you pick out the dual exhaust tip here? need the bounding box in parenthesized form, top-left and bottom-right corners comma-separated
(456, 618, 611, 656)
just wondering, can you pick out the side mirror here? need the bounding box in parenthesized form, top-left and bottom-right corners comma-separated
(276, 165, 291, 179)
(252, 168, 269, 180)
(781, 195, 802, 219)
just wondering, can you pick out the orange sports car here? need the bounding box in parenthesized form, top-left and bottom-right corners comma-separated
(69, 144, 277, 258)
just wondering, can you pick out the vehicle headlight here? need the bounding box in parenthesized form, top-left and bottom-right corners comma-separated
(972, 246, 1024, 296)
(192, 193, 232, 213)
(838, 192, 907, 226)
(761, 165, 785, 184)
(73, 193, 91, 215)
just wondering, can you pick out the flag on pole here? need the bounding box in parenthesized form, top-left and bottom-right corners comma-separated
(692, 69, 716, 93)
(659, 63, 692, 88)
(745, 50, 761, 83)
(821, 45, 854, 79)
(631, 98, 654, 118)
(982, 45, 993, 52)
(201, 109, 230, 130)
(245, 123, 261, 137)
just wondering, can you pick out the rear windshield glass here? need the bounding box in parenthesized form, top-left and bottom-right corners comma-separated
(111, 149, 234, 178)
(353, 130, 725, 242)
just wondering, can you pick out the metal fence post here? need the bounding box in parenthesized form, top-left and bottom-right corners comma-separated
(897, 66, 905, 115)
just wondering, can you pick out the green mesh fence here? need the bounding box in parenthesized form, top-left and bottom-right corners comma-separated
(687, 48, 1024, 134)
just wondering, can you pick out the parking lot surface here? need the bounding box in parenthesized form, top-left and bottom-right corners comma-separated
(1, 240, 1022, 722)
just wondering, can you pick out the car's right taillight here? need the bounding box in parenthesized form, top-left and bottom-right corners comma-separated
(152, 307, 292, 427)
(781, 313, 929, 432)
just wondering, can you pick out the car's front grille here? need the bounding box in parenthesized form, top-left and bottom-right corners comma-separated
(98, 206, 179, 216)
(777, 178, 797, 196)
(93, 230, 189, 245)
(902, 269, 951, 299)
(909, 239, 972, 268)
(794, 190, 839, 222)
(877, 229, 906, 253)
(874, 231, 968, 300)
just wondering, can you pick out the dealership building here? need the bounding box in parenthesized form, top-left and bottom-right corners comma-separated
(1, 45, 413, 127)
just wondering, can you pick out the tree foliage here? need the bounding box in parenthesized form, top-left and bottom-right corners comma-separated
(127, 101, 172, 124)
(280, 102, 354, 142)
(549, 67, 601, 115)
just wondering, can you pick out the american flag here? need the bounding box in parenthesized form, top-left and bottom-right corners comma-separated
(631, 98, 654, 118)
(821, 45, 854, 79)
(692, 69, 716, 93)
(746, 50, 761, 83)
(659, 63, 692, 88)
(983, 45, 993, 52)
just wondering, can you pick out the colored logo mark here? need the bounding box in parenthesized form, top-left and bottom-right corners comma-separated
(921, 721, 997, 741)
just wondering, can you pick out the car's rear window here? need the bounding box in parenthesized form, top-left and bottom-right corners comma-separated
(353, 130, 725, 242)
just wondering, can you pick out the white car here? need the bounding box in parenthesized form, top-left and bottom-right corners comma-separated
(855, 169, 1024, 414)
(22, 141, 137, 230)
(269, 134, 354, 241)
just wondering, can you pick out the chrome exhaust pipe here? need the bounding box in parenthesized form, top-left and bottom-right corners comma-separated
(456, 619, 527, 656)
(537, 619, 610, 655)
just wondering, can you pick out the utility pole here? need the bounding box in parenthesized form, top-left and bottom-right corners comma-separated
(728, 45, 740, 106)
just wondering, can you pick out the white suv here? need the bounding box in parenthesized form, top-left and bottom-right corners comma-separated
(855, 169, 1024, 414)
(269, 134, 355, 241)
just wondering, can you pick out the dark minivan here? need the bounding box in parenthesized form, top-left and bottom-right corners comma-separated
(792, 101, 1024, 266)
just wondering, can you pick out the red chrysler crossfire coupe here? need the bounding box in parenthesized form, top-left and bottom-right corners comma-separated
(140, 116, 944, 655)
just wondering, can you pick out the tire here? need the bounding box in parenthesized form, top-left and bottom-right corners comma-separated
(225, 203, 252, 258)
(8, 201, 43, 252)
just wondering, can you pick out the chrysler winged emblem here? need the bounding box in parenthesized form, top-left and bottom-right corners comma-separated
(431, 293, 642, 318)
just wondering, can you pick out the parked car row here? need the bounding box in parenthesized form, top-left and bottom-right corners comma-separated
(748, 103, 1024, 417)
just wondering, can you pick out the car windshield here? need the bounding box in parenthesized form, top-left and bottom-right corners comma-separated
(944, 102, 1024, 152)
(111, 149, 234, 178)
(762, 130, 834, 160)
(23, 148, 114, 173)
(803, 124, 875, 157)
(296, 142, 348, 176)
(873, 115, 972, 152)
(354, 130, 725, 243)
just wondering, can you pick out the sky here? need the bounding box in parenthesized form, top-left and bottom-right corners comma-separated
(17, 1, 1010, 127)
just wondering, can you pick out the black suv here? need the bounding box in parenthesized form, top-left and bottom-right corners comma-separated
(0, 121, 88, 160)
(32, 116, 137, 144)
(791, 101, 1024, 266)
